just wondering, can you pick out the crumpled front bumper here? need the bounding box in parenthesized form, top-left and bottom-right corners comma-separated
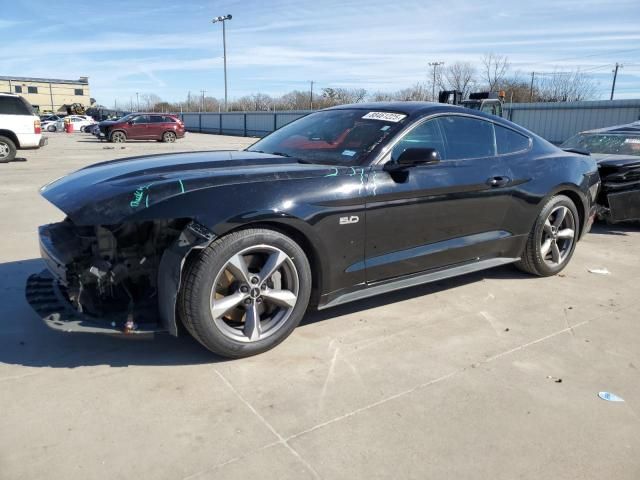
(27, 224, 166, 336)
(26, 270, 165, 335)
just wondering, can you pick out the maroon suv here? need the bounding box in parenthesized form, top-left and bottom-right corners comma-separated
(97, 113, 185, 143)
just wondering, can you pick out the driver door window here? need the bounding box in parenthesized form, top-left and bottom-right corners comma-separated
(132, 115, 150, 124)
(390, 119, 445, 162)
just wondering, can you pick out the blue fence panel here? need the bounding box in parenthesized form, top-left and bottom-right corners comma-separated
(506, 99, 640, 143)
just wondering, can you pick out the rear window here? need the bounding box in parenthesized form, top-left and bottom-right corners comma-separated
(150, 115, 172, 123)
(437, 116, 496, 159)
(495, 124, 530, 154)
(0, 96, 34, 115)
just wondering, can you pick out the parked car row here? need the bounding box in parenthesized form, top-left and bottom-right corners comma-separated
(41, 115, 97, 133)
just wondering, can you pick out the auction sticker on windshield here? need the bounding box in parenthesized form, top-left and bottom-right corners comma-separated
(362, 112, 407, 123)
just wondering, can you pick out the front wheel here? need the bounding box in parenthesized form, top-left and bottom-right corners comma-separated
(516, 195, 579, 276)
(162, 131, 176, 143)
(110, 131, 126, 143)
(179, 228, 312, 358)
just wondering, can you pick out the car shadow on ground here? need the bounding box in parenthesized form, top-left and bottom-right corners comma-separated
(0, 257, 529, 370)
(0, 157, 27, 163)
(588, 221, 639, 236)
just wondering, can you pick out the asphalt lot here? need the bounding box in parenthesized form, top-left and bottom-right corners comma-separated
(1, 131, 639, 479)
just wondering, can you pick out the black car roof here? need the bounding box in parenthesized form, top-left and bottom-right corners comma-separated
(327, 101, 455, 116)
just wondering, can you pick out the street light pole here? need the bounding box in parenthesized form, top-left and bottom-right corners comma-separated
(428, 62, 444, 101)
(212, 14, 232, 111)
(136, 92, 139, 111)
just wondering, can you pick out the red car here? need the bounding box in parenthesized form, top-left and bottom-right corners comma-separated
(96, 113, 185, 143)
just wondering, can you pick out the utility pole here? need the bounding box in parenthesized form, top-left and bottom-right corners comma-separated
(529, 72, 535, 102)
(610, 63, 623, 100)
(428, 62, 444, 101)
(136, 92, 140, 111)
(200, 90, 206, 112)
(309, 81, 314, 110)
(212, 15, 232, 111)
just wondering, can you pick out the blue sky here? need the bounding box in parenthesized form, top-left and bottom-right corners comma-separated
(2, 0, 639, 106)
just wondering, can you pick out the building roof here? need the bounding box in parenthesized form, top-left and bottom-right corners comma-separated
(0, 76, 89, 85)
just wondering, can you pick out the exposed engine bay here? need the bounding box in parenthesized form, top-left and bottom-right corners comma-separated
(38, 218, 189, 329)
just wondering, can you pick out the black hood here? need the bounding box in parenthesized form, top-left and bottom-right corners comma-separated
(40, 150, 334, 225)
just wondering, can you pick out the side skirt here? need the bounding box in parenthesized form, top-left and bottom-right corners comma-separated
(318, 257, 519, 310)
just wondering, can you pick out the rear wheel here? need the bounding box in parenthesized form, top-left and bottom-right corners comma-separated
(516, 195, 579, 276)
(162, 131, 176, 143)
(0, 136, 17, 163)
(110, 131, 126, 143)
(47, 125, 56, 132)
(179, 228, 312, 358)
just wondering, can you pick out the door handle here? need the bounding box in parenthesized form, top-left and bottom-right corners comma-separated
(486, 176, 511, 187)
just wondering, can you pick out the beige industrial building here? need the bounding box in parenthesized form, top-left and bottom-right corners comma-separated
(0, 75, 91, 113)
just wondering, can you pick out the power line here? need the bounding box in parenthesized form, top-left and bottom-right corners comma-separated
(534, 47, 640, 65)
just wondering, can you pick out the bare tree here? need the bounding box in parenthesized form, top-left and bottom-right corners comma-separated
(140, 93, 162, 111)
(500, 76, 535, 103)
(322, 87, 368, 105)
(392, 82, 430, 101)
(439, 62, 477, 97)
(536, 70, 598, 102)
(481, 53, 509, 91)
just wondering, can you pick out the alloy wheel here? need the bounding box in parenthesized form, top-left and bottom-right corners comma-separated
(112, 132, 126, 143)
(540, 205, 575, 267)
(210, 245, 299, 343)
(0, 142, 9, 159)
(164, 132, 176, 142)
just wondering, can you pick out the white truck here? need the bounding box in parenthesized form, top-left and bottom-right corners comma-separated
(0, 93, 47, 162)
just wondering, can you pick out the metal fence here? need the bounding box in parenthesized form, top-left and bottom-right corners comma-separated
(180, 100, 640, 144)
(505, 99, 640, 143)
(179, 111, 312, 138)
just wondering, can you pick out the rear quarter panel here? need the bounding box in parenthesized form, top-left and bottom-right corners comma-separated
(505, 148, 599, 238)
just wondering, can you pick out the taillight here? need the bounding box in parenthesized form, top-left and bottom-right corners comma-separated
(34, 119, 41, 134)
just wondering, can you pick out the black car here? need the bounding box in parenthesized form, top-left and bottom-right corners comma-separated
(561, 122, 640, 223)
(27, 103, 600, 358)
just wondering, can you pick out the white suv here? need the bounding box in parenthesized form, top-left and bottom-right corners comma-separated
(0, 93, 46, 162)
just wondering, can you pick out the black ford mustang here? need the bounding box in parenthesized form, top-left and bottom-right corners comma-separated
(28, 103, 600, 358)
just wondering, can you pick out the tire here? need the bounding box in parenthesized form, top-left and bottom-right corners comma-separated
(179, 228, 312, 358)
(110, 130, 126, 143)
(0, 135, 17, 163)
(47, 125, 56, 132)
(162, 131, 177, 143)
(516, 194, 579, 276)
(80, 126, 86, 133)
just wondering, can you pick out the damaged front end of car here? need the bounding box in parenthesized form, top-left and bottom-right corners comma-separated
(27, 218, 213, 335)
(597, 157, 640, 223)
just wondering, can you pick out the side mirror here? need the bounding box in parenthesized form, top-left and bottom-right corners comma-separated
(127, 120, 134, 125)
(384, 148, 441, 172)
(398, 147, 441, 165)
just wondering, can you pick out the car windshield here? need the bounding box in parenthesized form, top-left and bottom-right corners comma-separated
(247, 109, 408, 165)
(561, 133, 640, 157)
